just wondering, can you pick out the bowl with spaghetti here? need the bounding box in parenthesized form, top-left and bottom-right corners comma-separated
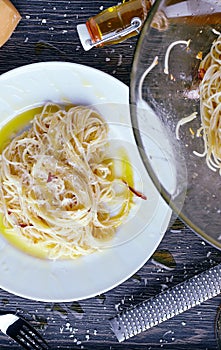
(130, 0, 221, 249)
(0, 62, 172, 301)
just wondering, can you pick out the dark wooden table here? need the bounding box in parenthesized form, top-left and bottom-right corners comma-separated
(0, 1, 221, 349)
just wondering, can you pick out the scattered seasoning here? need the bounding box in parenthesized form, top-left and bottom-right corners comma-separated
(183, 88, 200, 100)
(166, 275, 174, 283)
(189, 127, 195, 136)
(196, 51, 203, 60)
(117, 54, 123, 66)
(143, 277, 148, 286)
(115, 303, 121, 312)
(160, 284, 168, 292)
(170, 229, 181, 233)
(32, 314, 48, 330)
(163, 330, 174, 339)
(45, 305, 52, 312)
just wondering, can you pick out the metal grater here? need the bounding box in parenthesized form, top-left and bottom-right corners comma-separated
(109, 263, 221, 342)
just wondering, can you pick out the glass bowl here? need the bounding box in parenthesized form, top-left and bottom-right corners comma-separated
(130, 0, 221, 249)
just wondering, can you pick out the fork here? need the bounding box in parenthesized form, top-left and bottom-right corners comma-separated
(0, 311, 50, 349)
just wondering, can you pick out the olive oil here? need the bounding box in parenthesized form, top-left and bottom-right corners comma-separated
(0, 215, 48, 259)
(0, 106, 43, 152)
(0, 105, 48, 258)
(106, 146, 135, 225)
(118, 146, 134, 188)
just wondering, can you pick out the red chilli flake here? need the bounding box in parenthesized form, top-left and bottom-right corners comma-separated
(47, 172, 58, 182)
(18, 223, 27, 228)
(123, 180, 147, 200)
(198, 68, 206, 81)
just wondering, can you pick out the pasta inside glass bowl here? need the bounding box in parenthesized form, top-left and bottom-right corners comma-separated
(130, 0, 221, 249)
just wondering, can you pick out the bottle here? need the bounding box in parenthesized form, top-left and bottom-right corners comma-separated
(77, 0, 152, 51)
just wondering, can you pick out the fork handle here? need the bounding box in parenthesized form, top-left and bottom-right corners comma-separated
(0, 311, 17, 315)
(109, 263, 221, 342)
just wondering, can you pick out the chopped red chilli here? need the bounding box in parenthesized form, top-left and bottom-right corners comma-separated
(123, 180, 147, 200)
(198, 68, 206, 80)
(47, 172, 58, 182)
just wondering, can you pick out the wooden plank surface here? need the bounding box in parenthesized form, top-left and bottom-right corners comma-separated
(0, 1, 221, 349)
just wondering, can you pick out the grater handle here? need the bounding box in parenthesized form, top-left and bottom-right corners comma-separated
(109, 263, 221, 342)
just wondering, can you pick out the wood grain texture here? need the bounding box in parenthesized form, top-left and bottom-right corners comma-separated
(0, 1, 221, 349)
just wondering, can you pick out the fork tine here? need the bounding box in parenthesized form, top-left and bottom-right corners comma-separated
(19, 323, 49, 350)
(11, 334, 33, 350)
(7, 317, 49, 350)
(21, 319, 49, 348)
(17, 329, 45, 350)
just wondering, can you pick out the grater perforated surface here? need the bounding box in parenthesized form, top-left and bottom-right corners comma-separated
(109, 263, 221, 342)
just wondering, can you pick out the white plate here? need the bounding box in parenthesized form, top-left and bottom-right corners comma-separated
(0, 62, 172, 301)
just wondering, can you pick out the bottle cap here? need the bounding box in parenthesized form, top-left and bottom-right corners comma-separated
(77, 17, 142, 51)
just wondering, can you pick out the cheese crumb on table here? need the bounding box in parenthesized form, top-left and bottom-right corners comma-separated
(0, 0, 21, 47)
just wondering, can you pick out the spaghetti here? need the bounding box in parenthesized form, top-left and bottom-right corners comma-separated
(196, 33, 221, 172)
(0, 104, 134, 259)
